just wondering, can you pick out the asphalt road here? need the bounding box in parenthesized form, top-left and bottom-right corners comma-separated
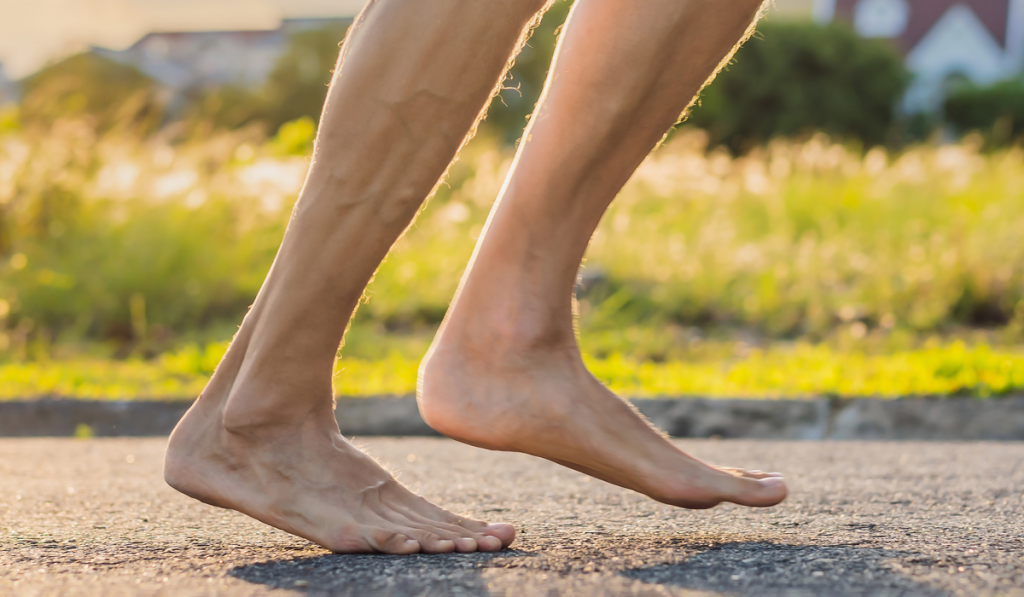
(0, 438, 1022, 597)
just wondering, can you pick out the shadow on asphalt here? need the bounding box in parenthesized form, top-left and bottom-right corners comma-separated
(228, 550, 531, 596)
(230, 541, 950, 596)
(622, 542, 951, 597)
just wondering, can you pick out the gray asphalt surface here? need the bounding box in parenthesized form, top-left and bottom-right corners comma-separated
(0, 438, 1021, 597)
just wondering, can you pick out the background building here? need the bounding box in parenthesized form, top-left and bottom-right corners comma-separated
(814, 0, 1024, 111)
(92, 18, 351, 93)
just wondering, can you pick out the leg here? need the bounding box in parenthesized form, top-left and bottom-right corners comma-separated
(420, 0, 787, 509)
(164, 0, 549, 554)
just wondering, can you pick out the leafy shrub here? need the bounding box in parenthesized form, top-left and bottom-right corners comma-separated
(3, 120, 1024, 358)
(183, 3, 570, 144)
(0, 123, 293, 353)
(19, 53, 165, 135)
(3, 341, 1021, 399)
(481, 13, 910, 151)
(584, 133, 1024, 340)
(944, 78, 1024, 144)
(268, 116, 317, 156)
(482, 0, 573, 144)
(185, 23, 350, 134)
(0, 105, 18, 134)
(260, 23, 350, 131)
(685, 22, 909, 153)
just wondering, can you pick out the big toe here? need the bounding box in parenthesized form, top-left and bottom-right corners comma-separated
(733, 476, 787, 507)
(482, 523, 516, 548)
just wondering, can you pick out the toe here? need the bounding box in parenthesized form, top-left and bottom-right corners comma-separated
(731, 476, 787, 507)
(389, 497, 518, 550)
(452, 537, 479, 552)
(365, 528, 421, 555)
(404, 529, 457, 554)
(482, 523, 516, 548)
(476, 534, 504, 552)
(432, 513, 515, 548)
(388, 509, 493, 549)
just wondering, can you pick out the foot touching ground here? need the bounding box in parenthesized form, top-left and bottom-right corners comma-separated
(419, 331, 787, 510)
(164, 364, 515, 555)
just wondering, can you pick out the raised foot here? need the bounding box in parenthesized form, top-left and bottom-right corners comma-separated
(419, 344, 787, 510)
(164, 399, 514, 554)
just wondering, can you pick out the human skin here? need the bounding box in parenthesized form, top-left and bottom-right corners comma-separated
(165, 0, 784, 555)
(419, 0, 787, 510)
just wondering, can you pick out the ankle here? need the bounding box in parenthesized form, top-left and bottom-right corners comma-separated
(220, 376, 336, 435)
(442, 300, 576, 355)
(442, 232, 583, 354)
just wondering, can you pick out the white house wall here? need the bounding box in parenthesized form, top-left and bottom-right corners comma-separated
(812, 0, 838, 23)
(96, 18, 352, 94)
(904, 4, 1012, 112)
(853, 0, 911, 38)
(1006, 0, 1024, 73)
(106, 32, 287, 91)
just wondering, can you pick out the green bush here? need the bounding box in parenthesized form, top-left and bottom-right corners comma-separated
(0, 124, 287, 353)
(3, 122, 1024, 363)
(944, 78, 1024, 144)
(4, 341, 1023, 399)
(184, 4, 572, 144)
(482, 14, 910, 151)
(482, 0, 573, 144)
(260, 23, 351, 131)
(4, 127, 1024, 356)
(186, 23, 350, 134)
(15, 13, 910, 155)
(685, 22, 909, 153)
(19, 53, 164, 135)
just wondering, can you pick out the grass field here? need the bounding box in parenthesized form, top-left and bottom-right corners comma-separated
(1, 113, 1023, 398)
(2, 339, 1021, 400)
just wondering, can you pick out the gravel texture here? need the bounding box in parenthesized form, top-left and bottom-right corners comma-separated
(1, 437, 1022, 596)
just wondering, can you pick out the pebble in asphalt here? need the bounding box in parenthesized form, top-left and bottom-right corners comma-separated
(0, 437, 1022, 597)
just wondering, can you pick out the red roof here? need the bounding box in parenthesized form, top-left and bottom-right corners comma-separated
(834, 0, 1009, 52)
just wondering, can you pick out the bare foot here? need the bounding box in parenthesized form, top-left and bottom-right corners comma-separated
(164, 366, 514, 554)
(419, 329, 787, 510)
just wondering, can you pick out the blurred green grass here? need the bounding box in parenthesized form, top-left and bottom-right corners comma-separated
(1, 110, 1024, 398)
(2, 339, 1021, 399)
